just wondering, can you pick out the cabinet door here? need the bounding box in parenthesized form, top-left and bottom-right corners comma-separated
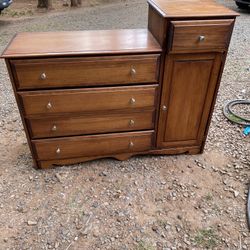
(157, 53, 222, 148)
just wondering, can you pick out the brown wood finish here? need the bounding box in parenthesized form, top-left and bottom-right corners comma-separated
(33, 131, 154, 161)
(1, 0, 238, 168)
(11, 55, 160, 90)
(27, 110, 155, 139)
(170, 19, 234, 52)
(38, 145, 201, 169)
(148, 6, 168, 48)
(19, 85, 158, 117)
(157, 53, 222, 148)
(4, 60, 39, 168)
(1, 29, 162, 58)
(147, 0, 239, 18)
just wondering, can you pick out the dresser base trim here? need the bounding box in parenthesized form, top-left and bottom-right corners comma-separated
(36, 145, 201, 169)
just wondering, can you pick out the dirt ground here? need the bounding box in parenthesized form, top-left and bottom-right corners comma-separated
(0, 0, 119, 19)
(0, 0, 249, 249)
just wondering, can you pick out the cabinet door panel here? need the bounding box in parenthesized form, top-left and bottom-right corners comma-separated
(157, 53, 222, 148)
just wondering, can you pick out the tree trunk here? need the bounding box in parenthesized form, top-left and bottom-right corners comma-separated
(37, 0, 53, 9)
(37, 0, 46, 8)
(71, 0, 82, 7)
(47, 0, 53, 9)
(71, 0, 78, 7)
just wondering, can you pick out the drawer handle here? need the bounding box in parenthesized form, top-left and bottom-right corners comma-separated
(129, 119, 135, 127)
(162, 105, 167, 111)
(130, 67, 136, 76)
(198, 35, 205, 42)
(46, 102, 52, 109)
(56, 148, 61, 154)
(51, 125, 57, 131)
(129, 141, 134, 148)
(40, 72, 47, 80)
(130, 98, 136, 105)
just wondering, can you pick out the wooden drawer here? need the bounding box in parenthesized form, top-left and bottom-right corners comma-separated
(19, 85, 158, 117)
(170, 19, 234, 52)
(11, 55, 160, 90)
(32, 131, 154, 160)
(27, 110, 155, 139)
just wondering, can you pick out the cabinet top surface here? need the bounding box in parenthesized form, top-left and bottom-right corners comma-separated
(1, 29, 162, 58)
(148, 0, 239, 18)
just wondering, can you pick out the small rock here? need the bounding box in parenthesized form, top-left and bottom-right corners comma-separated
(89, 177, 94, 182)
(234, 190, 240, 197)
(99, 171, 108, 176)
(152, 225, 158, 232)
(27, 220, 37, 226)
(55, 173, 63, 182)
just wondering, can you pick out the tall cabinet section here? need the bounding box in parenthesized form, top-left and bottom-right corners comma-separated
(148, 0, 238, 153)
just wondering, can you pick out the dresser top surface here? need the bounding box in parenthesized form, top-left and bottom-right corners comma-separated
(1, 29, 162, 58)
(148, 0, 239, 18)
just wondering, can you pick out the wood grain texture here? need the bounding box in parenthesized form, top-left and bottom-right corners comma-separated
(37, 145, 201, 168)
(148, 5, 168, 48)
(170, 19, 234, 52)
(32, 131, 154, 161)
(4, 60, 38, 168)
(19, 85, 158, 117)
(11, 55, 160, 90)
(27, 110, 155, 139)
(147, 0, 239, 18)
(1, 29, 162, 58)
(157, 53, 222, 148)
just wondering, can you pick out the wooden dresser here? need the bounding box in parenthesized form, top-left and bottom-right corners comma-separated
(1, 0, 238, 168)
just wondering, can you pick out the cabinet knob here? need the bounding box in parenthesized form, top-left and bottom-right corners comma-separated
(130, 98, 136, 105)
(198, 35, 205, 42)
(162, 105, 167, 111)
(40, 72, 47, 80)
(56, 148, 61, 154)
(129, 141, 134, 148)
(46, 102, 52, 109)
(130, 67, 136, 76)
(129, 119, 135, 127)
(51, 125, 57, 131)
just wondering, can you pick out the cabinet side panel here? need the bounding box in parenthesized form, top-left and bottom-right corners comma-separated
(148, 5, 167, 48)
(4, 59, 38, 167)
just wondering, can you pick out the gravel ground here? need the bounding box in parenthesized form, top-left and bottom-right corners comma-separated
(0, 1, 249, 249)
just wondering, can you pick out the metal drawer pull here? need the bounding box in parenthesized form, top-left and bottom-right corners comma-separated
(40, 72, 47, 80)
(51, 125, 57, 131)
(56, 148, 61, 154)
(46, 102, 52, 109)
(130, 67, 136, 76)
(130, 98, 136, 105)
(198, 35, 205, 42)
(129, 119, 135, 127)
(129, 141, 134, 148)
(162, 105, 167, 111)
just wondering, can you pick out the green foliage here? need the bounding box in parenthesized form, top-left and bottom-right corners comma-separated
(136, 240, 156, 250)
(2, 9, 34, 17)
(194, 228, 219, 249)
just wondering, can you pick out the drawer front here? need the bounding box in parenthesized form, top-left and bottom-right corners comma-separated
(170, 19, 234, 52)
(27, 111, 155, 139)
(11, 55, 160, 90)
(19, 85, 158, 116)
(33, 131, 154, 160)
